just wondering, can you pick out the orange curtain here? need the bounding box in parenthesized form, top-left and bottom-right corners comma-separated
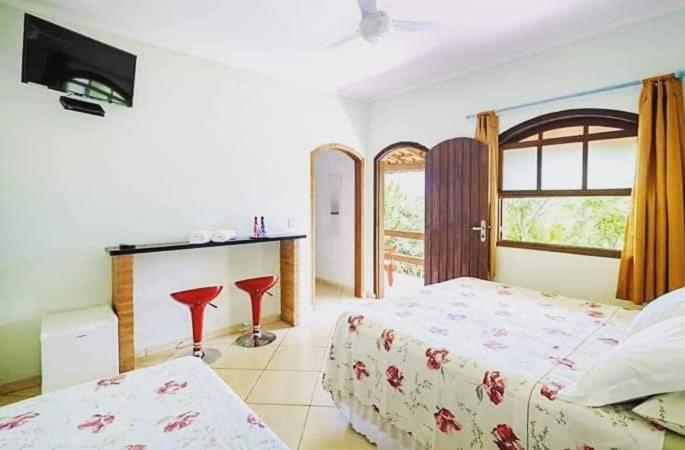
(617, 75, 685, 304)
(475, 111, 500, 280)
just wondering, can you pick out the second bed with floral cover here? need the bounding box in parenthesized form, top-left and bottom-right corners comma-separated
(0, 356, 287, 450)
(323, 277, 685, 450)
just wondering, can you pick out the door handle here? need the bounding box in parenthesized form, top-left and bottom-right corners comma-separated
(471, 220, 487, 243)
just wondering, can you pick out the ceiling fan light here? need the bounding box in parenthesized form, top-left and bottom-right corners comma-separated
(360, 11, 391, 43)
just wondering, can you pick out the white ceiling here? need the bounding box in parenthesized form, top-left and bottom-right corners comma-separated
(6, 0, 685, 100)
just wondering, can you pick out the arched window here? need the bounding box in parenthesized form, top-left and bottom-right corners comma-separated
(498, 108, 638, 257)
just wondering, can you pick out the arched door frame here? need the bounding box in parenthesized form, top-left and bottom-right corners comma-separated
(310, 144, 365, 300)
(373, 142, 430, 299)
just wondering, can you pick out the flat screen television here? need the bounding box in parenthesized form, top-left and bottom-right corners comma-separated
(21, 14, 137, 107)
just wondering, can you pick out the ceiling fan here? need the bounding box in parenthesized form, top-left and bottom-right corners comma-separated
(329, 0, 441, 47)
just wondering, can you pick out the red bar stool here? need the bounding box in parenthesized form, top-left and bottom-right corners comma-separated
(234, 275, 279, 347)
(169, 285, 223, 363)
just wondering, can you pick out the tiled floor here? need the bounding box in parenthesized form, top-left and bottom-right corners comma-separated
(0, 282, 376, 450)
(384, 272, 424, 298)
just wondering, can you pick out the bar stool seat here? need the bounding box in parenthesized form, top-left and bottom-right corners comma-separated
(170, 285, 223, 363)
(235, 275, 279, 347)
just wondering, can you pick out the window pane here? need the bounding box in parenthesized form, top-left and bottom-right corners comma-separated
(587, 137, 636, 189)
(501, 197, 630, 250)
(589, 125, 622, 134)
(502, 148, 537, 190)
(541, 143, 583, 189)
(543, 126, 584, 139)
(519, 134, 539, 143)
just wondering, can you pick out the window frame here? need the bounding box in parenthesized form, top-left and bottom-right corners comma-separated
(497, 109, 638, 258)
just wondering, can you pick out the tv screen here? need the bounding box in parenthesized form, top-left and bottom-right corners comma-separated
(22, 14, 137, 107)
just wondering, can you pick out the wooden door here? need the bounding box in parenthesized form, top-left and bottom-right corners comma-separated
(425, 137, 489, 284)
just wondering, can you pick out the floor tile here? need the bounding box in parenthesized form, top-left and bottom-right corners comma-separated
(262, 321, 292, 346)
(281, 326, 333, 348)
(266, 346, 327, 371)
(299, 406, 376, 450)
(207, 324, 289, 348)
(307, 313, 344, 329)
(314, 283, 343, 302)
(311, 372, 335, 407)
(211, 343, 278, 370)
(248, 403, 308, 449)
(310, 298, 369, 324)
(247, 370, 318, 405)
(320, 348, 332, 371)
(263, 320, 293, 332)
(205, 332, 243, 349)
(213, 369, 262, 400)
(135, 349, 174, 368)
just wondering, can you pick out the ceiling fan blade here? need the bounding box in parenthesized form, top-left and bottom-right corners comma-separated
(328, 30, 361, 48)
(393, 19, 441, 32)
(357, 0, 378, 16)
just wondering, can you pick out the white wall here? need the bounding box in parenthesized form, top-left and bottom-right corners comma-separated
(365, 10, 685, 302)
(314, 150, 355, 288)
(0, 3, 369, 383)
(4, 4, 685, 384)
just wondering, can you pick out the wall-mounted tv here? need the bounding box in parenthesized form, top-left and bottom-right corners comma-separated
(21, 14, 137, 107)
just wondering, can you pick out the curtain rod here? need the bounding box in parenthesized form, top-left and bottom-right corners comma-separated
(465, 70, 685, 119)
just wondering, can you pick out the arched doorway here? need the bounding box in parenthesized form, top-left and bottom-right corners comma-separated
(373, 142, 429, 298)
(310, 144, 364, 301)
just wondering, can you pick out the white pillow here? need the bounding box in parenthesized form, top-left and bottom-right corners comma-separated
(627, 287, 685, 336)
(633, 392, 685, 436)
(559, 315, 685, 407)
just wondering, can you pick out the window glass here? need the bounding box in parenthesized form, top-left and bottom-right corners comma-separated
(587, 137, 637, 189)
(502, 148, 537, 190)
(501, 196, 630, 249)
(519, 134, 539, 143)
(499, 110, 636, 254)
(543, 126, 584, 139)
(541, 143, 583, 190)
(588, 125, 622, 134)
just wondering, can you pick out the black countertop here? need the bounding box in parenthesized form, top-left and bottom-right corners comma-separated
(106, 234, 307, 256)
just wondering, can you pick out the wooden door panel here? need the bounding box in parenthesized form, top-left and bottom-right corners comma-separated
(425, 138, 489, 284)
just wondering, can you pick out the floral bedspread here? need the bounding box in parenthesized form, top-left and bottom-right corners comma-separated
(0, 357, 286, 450)
(323, 277, 666, 450)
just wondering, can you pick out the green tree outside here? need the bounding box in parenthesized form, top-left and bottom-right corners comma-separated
(502, 197, 630, 249)
(383, 179, 424, 277)
(382, 176, 630, 280)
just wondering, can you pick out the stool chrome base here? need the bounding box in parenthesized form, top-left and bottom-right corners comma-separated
(235, 331, 277, 348)
(176, 347, 221, 364)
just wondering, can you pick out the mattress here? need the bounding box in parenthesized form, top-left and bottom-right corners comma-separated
(323, 277, 680, 450)
(0, 357, 287, 450)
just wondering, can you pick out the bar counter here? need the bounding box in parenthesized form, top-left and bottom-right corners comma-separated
(106, 233, 306, 372)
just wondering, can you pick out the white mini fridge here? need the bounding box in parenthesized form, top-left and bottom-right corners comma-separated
(41, 305, 119, 393)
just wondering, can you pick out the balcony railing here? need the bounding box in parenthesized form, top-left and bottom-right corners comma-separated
(384, 229, 424, 267)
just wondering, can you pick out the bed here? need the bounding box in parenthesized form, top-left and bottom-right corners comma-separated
(323, 277, 685, 450)
(0, 356, 287, 450)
